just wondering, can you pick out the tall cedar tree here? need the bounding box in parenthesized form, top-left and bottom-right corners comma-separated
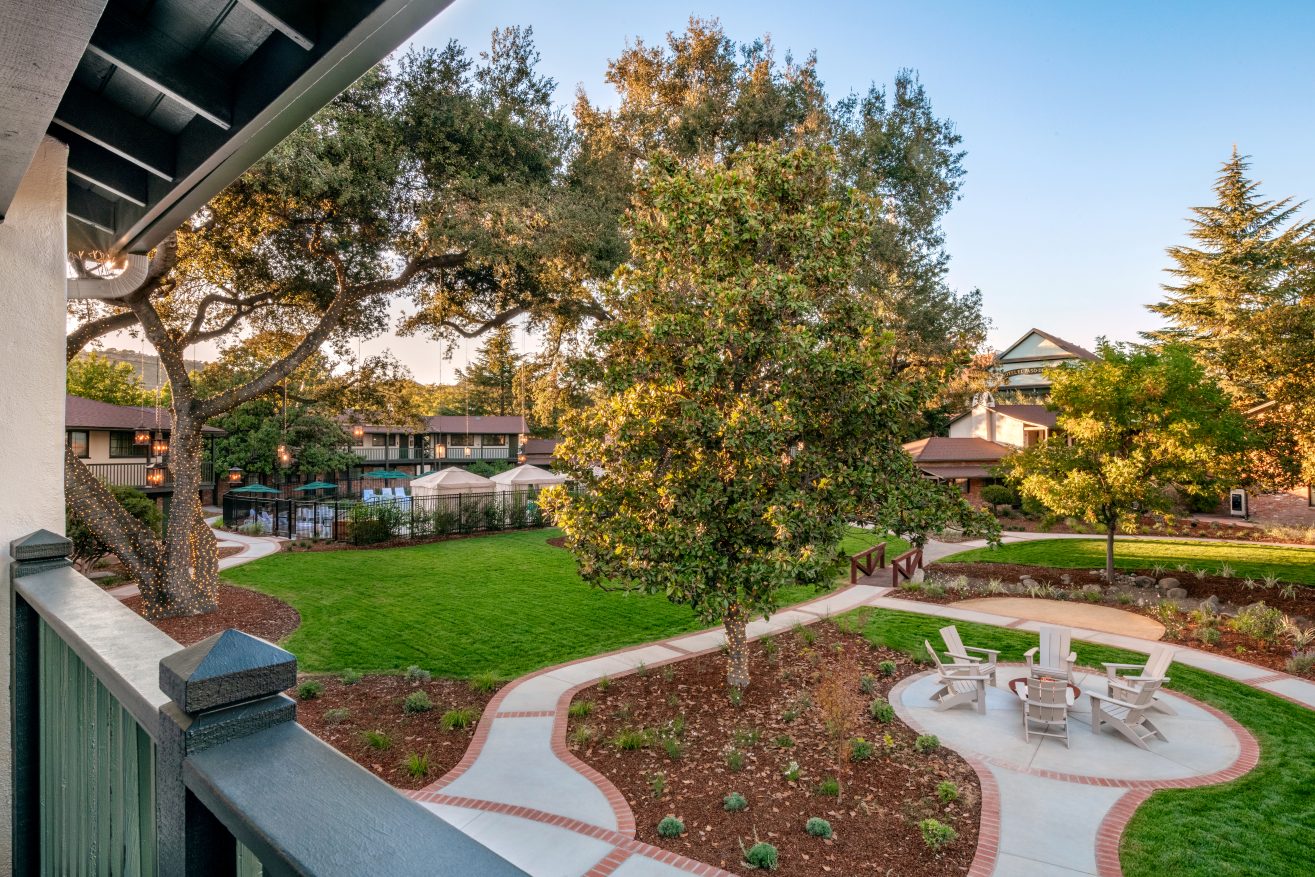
(64, 29, 617, 617)
(1003, 344, 1252, 582)
(1146, 150, 1315, 486)
(544, 145, 990, 688)
(454, 325, 525, 416)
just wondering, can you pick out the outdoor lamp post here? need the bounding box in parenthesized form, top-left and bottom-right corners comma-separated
(227, 466, 244, 484)
(146, 463, 168, 487)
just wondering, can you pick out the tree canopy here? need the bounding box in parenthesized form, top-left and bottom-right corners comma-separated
(66, 352, 153, 407)
(545, 144, 989, 688)
(1002, 344, 1252, 581)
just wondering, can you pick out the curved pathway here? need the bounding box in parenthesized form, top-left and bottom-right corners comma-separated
(403, 569, 1315, 877)
(106, 519, 282, 600)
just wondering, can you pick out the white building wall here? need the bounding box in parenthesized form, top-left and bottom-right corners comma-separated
(0, 137, 68, 872)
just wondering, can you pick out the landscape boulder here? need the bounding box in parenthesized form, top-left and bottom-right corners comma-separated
(1158, 577, 1181, 589)
(1167, 587, 1188, 600)
(1133, 575, 1156, 588)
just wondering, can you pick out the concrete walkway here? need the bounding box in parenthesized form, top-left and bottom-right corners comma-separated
(403, 569, 1315, 877)
(949, 597, 1167, 639)
(891, 665, 1255, 877)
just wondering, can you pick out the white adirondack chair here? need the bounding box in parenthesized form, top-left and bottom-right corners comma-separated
(939, 625, 1000, 685)
(925, 640, 992, 714)
(1024, 625, 1077, 681)
(1102, 645, 1176, 715)
(363, 488, 377, 503)
(1089, 678, 1168, 749)
(1020, 677, 1070, 748)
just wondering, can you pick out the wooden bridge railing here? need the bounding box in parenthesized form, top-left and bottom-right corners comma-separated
(891, 547, 924, 587)
(849, 542, 887, 584)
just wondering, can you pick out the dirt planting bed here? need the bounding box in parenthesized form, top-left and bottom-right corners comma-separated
(290, 673, 497, 790)
(125, 583, 300, 646)
(566, 621, 980, 876)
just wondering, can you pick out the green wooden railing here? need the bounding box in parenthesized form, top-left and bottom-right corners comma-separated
(9, 530, 528, 876)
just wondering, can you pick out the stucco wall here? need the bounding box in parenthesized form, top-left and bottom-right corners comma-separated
(0, 136, 68, 872)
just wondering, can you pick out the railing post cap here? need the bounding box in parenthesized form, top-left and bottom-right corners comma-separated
(10, 529, 73, 560)
(161, 628, 296, 714)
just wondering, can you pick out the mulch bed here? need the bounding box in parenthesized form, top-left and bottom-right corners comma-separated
(921, 561, 1312, 673)
(292, 674, 498, 791)
(566, 620, 980, 876)
(995, 515, 1311, 545)
(124, 583, 301, 646)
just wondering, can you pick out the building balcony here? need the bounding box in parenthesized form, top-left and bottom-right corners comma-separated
(84, 460, 216, 488)
(353, 446, 513, 463)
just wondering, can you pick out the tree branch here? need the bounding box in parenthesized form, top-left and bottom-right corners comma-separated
(66, 310, 138, 363)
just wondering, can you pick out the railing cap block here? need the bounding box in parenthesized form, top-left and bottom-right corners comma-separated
(161, 629, 296, 714)
(10, 529, 73, 561)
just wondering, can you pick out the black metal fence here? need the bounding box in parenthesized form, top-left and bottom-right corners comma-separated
(222, 488, 551, 544)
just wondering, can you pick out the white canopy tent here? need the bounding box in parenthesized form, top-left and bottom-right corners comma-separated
(489, 464, 568, 489)
(410, 467, 496, 498)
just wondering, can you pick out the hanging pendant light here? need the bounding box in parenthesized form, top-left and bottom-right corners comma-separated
(352, 424, 365, 441)
(277, 443, 291, 465)
(145, 462, 168, 487)
(227, 466, 244, 484)
(134, 427, 152, 446)
(151, 433, 169, 456)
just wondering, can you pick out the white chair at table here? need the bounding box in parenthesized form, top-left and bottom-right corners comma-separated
(1089, 678, 1168, 749)
(1020, 677, 1071, 748)
(924, 640, 993, 714)
(1101, 645, 1176, 715)
(363, 488, 377, 504)
(939, 625, 1000, 685)
(1024, 624, 1078, 682)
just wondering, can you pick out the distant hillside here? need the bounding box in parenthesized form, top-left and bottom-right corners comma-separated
(84, 347, 209, 391)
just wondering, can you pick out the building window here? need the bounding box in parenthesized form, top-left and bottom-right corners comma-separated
(109, 430, 143, 458)
(371, 434, 386, 447)
(448, 433, 475, 447)
(482, 434, 507, 448)
(67, 430, 89, 458)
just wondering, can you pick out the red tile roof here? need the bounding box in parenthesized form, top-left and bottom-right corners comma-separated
(65, 395, 224, 435)
(518, 437, 558, 466)
(902, 437, 1012, 463)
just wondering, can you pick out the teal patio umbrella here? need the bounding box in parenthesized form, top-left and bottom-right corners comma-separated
(361, 469, 413, 480)
(295, 481, 339, 492)
(229, 483, 282, 494)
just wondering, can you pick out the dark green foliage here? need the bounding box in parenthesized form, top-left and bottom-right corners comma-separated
(296, 680, 324, 700)
(402, 691, 433, 714)
(914, 734, 940, 753)
(849, 737, 874, 762)
(919, 818, 957, 850)
(723, 792, 748, 812)
(656, 816, 685, 838)
(743, 842, 779, 870)
(805, 817, 833, 839)
(869, 698, 896, 723)
(980, 484, 1017, 510)
(439, 707, 477, 730)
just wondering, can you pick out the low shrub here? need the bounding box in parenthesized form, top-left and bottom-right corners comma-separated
(743, 842, 779, 870)
(1196, 626, 1221, 646)
(1287, 651, 1315, 676)
(404, 665, 431, 682)
(440, 707, 478, 729)
(296, 680, 324, 700)
(919, 818, 958, 850)
(723, 791, 748, 812)
(568, 700, 593, 719)
(323, 707, 350, 725)
(914, 734, 941, 753)
(1230, 602, 1286, 643)
(597, 675, 611, 692)
(648, 772, 666, 799)
(339, 669, 362, 685)
(817, 776, 840, 796)
(725, 749, 746, 772)
(661, 737, 684, 760)
(849, 737, 874, 762)
(403, 690, 433, 715)
(936, 781, 959, 803)
(774, 734, 794, 749)
(612, 728, 650, 750)
(793, 623, 816, 645)
(858, 673, 877, 694)
(782, 760, 801, 782)
(362, 729, 391, 750)
(570, 725, 595, 746)
(404, 752, 430, 779)
(656, 816, 685, 838)
(869, 698, 895, 723)
(878, 659, 897, 677)
(468, 671, 500, 693)
(805, 817, 833, 839)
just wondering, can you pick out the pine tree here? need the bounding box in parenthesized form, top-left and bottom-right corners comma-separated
(455, 326, 523, 416)
(1146, 149, 1315, 484)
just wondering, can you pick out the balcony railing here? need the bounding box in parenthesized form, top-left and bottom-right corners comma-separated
(8, 531, 525, 876)
(83, 460, 216, 487)
(353, 446, 512, 463)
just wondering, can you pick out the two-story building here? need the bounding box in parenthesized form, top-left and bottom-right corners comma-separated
(348, 415, 529, 480)
(65, 395, 221, 492)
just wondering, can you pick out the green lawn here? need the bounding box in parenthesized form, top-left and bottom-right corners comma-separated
(855, 608, 1315, 877)
(940, 537, 1315, 585)
(222, 527, 904, 679)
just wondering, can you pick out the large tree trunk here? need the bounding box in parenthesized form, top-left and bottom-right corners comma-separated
(1105, 522, 1117, 583)
(159, 412, 220, 616)
(723, 603, 750, 688)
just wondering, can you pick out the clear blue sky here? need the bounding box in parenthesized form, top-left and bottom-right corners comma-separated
(397, 0, 1315, 366)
